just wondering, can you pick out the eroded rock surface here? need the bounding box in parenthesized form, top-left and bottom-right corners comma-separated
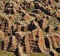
(0, 0, 60, 56)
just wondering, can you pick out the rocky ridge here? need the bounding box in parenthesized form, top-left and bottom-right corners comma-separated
(0, 0, 60, 56)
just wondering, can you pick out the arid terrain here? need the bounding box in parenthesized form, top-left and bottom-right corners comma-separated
(0, 0, 60, 56)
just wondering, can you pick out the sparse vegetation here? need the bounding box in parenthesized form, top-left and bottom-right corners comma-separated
(0, 50, 15, 56)
(30, 52, 49, 56)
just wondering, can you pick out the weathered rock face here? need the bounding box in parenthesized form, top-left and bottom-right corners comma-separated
(23, 28, 43, 53)
(25, 32, 32, 56)
(3, 36, 10, 51)
(9, 36, 18, 52)
(0, 30, 5, 41)
(23, 13, 31, 21)
(0, 16, 11, 28)
(58, 0, 60, 3)
(38, 34, 60, 56)
(0, 0, 60, 56)
(18, 44, 24, 56)
(38, 18, 48, 29)
(45, 4, 52, 11)
(5, 8, 16, 14)
(49, 0, 54, 5)
(9, 15, 15, 21)
(49, 34, 60, 48)
(12, 24, 17, 32)
(38, 38, 48, 54)
(57, 25, 60, 31)
(0, 35, 18, 52)
(5, 1, 18, 14)
(20, 0, 33, 10)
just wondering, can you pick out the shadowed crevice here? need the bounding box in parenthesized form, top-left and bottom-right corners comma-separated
(44, 38, 50, 48)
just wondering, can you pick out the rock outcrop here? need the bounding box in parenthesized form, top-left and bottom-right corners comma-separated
(0, 0, 60, 56)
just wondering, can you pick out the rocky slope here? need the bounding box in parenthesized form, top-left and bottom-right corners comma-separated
(0, 0, 60, 56)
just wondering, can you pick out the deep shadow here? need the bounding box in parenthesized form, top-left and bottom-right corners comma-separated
(32, 9, 39, 14)
(7, 36, 12, 51)
(14, 48, 19, 56)
(56, 48, 60, 53)
(45, 26, 49, 32)
(34, 4, 51, 15)
(21, 26, 24, 31)
(5, 9, 10, 14)
(48, 1, 51, 5)
(1, 41, 4, 50)
(49, 51, 54, 56)
(54, 27, 58, 31)
(11, 9, 15, 14)
(38, 19, 43, 28)
(55, 0, 58, 2)
(11, 26, 17, 36)
(33, 45, 41, 53)
(57, 17, 60, 22)
(44, 38, 50, 48)
(23, 46, 26, 53)
(21, 36, 25, 46)
(33, 35, 41, 53)
(28, 22, 36, 31)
